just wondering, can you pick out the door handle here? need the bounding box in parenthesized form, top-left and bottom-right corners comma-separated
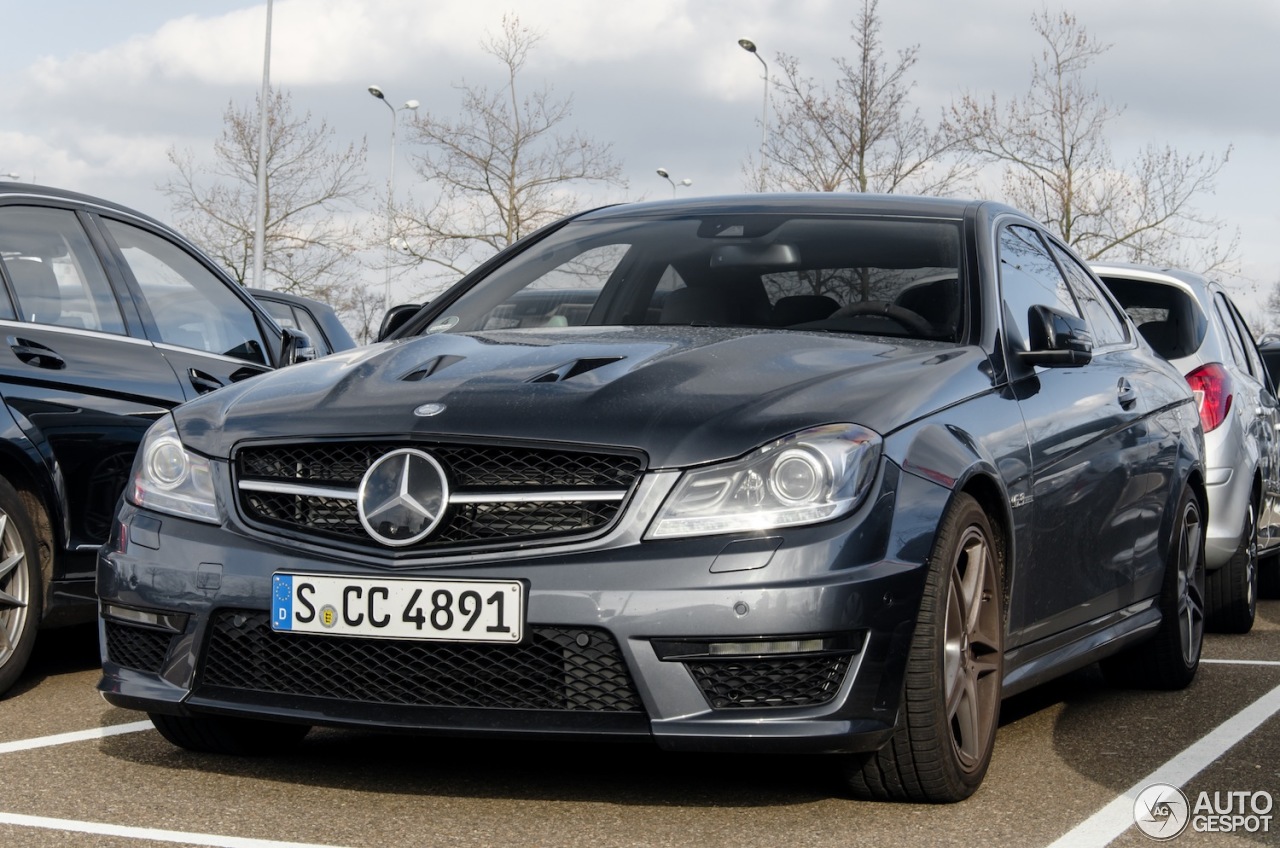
(7, 336, 66, 370)
(188, 368, 225, 395)
(1117, 378, 1138, 409)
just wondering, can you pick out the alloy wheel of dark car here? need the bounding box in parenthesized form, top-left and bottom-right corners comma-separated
(1102, 488, 1205, 689)
(0, 477, 40, 695)
(1206, 498, 1257, 634)
(845, 493, 1003, 803)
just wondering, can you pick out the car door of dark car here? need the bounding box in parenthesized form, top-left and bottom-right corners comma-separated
(0, 205, 186, 555)
(998, 225, 1174, 643)
(93, 216, 274, 397)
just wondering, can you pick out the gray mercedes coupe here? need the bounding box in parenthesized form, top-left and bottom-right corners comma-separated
(97, 194, 1206, 803)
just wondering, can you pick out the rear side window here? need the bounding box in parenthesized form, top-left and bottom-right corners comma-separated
(0, 206, 127, 334)
(102, 219, 268, 365)
(1215, 292, 1261, 379)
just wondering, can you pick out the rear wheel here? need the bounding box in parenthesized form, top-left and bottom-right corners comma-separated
(1205, 499, 1257, 633)
(1102, 487, 1204, 689)
(0, 476, 41, 697)
(843, 493, 1004, 803)
(149, 713, 310, 755)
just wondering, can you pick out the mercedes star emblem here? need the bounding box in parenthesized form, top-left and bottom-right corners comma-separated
(357, 448, 449, 546)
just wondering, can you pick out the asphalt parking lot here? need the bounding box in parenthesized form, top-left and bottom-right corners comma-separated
(2, 601, 1277, 848)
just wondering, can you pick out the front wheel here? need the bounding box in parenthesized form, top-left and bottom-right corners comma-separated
(0, 476, 42, 697)
(149, 713, 311, 755)
(842, 493, 1004, 803)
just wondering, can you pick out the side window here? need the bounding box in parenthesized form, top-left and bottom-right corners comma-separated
(101, 219, 268, 365)
(260, 298, 330, 356)
(998, 225, 1079, 350)
(1212, 293, 1250, 374)
(1049, 242, 1128, 348)
(0, 206, 127, 334)
(1218, 293, 1262, 379)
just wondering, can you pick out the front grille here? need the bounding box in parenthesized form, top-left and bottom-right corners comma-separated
(687, 655, 852, 709)
(104, 621, 173, 674)
(236, 441, 644, 552)
(200, 610, 642, 713)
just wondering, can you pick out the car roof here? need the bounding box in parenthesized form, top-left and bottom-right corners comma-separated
(1089, 261, 1217, 292)
(572, 193, 1011, 223)
(0, 182, 173, 228)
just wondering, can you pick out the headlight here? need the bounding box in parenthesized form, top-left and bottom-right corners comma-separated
(646, 423, 882, 539)
(127, 415, 220, 523)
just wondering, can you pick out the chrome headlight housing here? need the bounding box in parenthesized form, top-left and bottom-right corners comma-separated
(646, 423, 882, 539)
(127, 414, 220, 523)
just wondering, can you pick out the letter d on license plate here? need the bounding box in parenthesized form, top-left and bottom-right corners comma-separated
(272, 573, 524, 642)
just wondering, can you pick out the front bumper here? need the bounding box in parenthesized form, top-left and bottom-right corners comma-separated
(97, 461, 947, 755)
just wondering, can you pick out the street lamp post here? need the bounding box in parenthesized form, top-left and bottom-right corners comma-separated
(737, 38, 769, 171)
(367, 85, 420, 311)
(656, 168, 692, 197)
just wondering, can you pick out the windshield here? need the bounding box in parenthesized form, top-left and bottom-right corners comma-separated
(422, 214, 964, 342)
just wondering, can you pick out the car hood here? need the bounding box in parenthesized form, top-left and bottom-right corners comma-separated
(177, 326, 993, 468)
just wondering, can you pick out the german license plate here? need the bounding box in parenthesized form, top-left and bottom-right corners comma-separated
(271, 573, 524, 642)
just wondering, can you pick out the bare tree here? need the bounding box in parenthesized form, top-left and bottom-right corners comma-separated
(943, 9, 1236, 273)
(396, 14, 627, 299)
(161, 89, 379, 336)
(751, 0, 974, 195)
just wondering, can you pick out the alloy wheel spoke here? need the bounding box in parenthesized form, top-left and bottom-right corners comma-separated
(0, 551, 23, 582)
(0, 589, 25, 610)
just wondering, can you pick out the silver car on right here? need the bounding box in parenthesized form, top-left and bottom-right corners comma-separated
(1094, 262, 1280, 632)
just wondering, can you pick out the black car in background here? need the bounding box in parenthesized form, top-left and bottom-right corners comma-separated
(249, 288, 357, 356)
(98, 194, 1206, 803)
(0, 183, 312, 694)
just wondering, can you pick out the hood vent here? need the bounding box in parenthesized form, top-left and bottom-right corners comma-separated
(528, 357, 625, 384)
(401, 355, 465, 382)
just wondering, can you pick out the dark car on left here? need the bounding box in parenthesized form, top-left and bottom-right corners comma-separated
(0, 182, 312, 694)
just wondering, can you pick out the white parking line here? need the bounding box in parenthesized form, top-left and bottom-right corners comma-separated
(1043, 680, 1280, 848)
(0, 720, 152, 754)
(1202, 658, 1280, 666)
(0, 720, 354, 847)
(0, 812, 353, 848)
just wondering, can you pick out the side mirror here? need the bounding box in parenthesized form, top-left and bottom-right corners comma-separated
(377, 303, 423, 341)
(281, 327, 316, 365)
(1019, 304, 1092, 367)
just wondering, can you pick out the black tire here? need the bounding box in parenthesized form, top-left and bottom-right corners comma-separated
(149, 712, 311, 755)
(1101, 487, 1205, 690)
(0, 476, 42, 697)
(843, 493, 1004, 803)
(1260, 552, 1280, 600)
(1205, 499, 1257, 633)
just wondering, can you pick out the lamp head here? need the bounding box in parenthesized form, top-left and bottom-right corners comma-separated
(367, 85, 386, 100)
(738, 39, 757, 53)
(656, 168, 670, 178)
(404, 99, 420, 110)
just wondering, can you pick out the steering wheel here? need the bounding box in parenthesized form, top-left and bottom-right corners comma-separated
(829, 301, 934, 336)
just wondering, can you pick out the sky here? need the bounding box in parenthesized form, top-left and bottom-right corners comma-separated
(2, 0, 1278, 322)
